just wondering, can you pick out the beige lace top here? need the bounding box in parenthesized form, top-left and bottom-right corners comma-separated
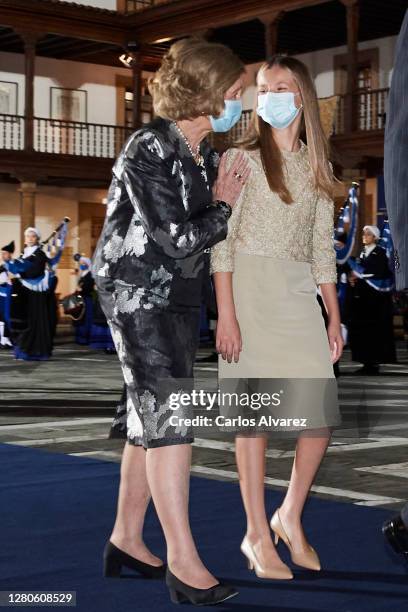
(210, 142, 337, 285)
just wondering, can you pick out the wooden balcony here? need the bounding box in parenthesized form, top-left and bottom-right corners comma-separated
(0, 115, 132, 156)
(0, 115, 133, 186)
(330, 88, 388, 164)
(0, 87, 389, 185)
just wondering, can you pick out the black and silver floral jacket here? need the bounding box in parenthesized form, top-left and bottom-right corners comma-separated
(92, 117, 230, 310)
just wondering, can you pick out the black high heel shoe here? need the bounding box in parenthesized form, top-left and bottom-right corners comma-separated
(383, 514, 408, 561)
(165, 567, 238, 606)
(103, 541, 166, 579)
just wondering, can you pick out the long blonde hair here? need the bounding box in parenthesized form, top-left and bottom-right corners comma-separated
(239, 55, 333, 204)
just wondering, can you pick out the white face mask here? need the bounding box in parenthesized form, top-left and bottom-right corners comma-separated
(257, 91, 302, 129)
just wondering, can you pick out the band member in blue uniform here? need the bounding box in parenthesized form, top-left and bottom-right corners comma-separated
(346, 225, 396, 375)
(72, 254, 115, 351)
(72, 255, 95, 346)
(5, 227, 57, 361)
(0, 240, 14, 349)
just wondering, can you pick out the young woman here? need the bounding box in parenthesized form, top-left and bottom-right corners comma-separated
(211, 55, 343, 580)
(93, 38, 250, 606)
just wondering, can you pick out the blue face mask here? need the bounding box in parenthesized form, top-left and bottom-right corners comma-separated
(210, 99, 243, 132)
(79, 264, 88, 271)
(257, 92, 302, 129)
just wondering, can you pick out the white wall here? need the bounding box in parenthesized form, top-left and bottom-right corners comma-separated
(61, 0, 117, 10)
(0, 52, 152, 126)
(242, 35, 397, 110)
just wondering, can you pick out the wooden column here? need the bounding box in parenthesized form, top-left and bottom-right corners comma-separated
(260, 12, 283, 58)
(132, 50, 143, 129)
(351, 174, 366, 255)
(16, 31, 39, 152)
(18, 181, 37, 250)
(340, 0, 359, 132)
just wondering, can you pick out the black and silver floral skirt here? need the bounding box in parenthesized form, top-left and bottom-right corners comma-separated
(96, 276, 200, 449)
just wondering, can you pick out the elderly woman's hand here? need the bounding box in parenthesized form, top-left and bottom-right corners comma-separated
(213, 151, 251, 207)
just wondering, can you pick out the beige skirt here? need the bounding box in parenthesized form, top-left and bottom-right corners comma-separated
(218, 253, 341, 432)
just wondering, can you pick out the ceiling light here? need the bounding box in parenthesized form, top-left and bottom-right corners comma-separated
(119, 42, 141, 69)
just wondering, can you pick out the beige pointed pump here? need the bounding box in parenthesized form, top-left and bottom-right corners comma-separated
(270, 508, 321, 571)
(240, 536, 294, 580)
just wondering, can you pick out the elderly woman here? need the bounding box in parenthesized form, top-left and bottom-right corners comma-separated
(346, 225, 396, 374)
(93, 38, 249, 606)
(4, 227, 57, 360)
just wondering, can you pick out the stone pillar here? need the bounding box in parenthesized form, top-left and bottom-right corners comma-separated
(18, 181, 37, 250)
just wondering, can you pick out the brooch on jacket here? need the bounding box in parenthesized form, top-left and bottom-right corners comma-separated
(394, 249, 400, 270)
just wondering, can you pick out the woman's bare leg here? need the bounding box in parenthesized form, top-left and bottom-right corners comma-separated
(236, 436, 288, 568)
(110, 442, 163, 566)
(146, 443, 218, 589)
(278, 428, 331, 549)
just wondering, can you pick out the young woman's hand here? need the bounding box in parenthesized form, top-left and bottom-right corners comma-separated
(216, 314, 242, 363)
(327, 321, 344, 363)
(213, 152, 251, 208)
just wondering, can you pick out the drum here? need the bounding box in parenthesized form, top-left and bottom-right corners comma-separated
(60, 292, 85, 321)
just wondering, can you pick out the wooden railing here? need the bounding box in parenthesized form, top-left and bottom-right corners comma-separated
(0, 115, 133, 158)
(34, 118, 133, 158)
(334, 88, 389, 135)
(0, 114, 25, 150)
(126, 0, 174, 13)
(0, 89, 389, 158)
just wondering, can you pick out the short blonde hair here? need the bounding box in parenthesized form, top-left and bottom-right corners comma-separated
(149, 38, 244, 121)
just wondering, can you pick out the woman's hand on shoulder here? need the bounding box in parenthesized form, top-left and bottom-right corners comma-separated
(216, 313, 242, 363)
(213, 149, 251, 208)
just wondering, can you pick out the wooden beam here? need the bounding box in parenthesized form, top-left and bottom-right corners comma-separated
(0, 0, 334, 59)
(127, 0, 329, 43)
(331, 129, 385, 160)
(15, 30, 39, 152)
(132, 50, 143, 129)
(0, 29, 19, 45)
(340, 0, 359, 132)
(0, 149, 113, 184)
(0, 0, 128, 46)
(63, 43, 119, 61)
(259, 12, 284, 58)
